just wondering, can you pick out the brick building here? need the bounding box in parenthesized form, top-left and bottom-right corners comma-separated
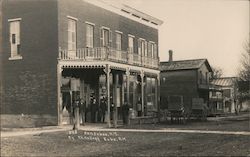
(0, 0, 163, 127)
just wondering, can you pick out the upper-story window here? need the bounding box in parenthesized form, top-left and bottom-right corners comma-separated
(152, 43, 158, 59)
(86, 23, 94, 48)
(148, 42, 156, 58)
(128, 35, 134, 53)
(206, 72, 209, 84)
(138, 38, 146, 56)
(9, 18, 22, 60)
(199, 71, 203, 84)
(100, 27, 112, 47)
(68, 17, 77, 58)
(115, 32, 122, 50)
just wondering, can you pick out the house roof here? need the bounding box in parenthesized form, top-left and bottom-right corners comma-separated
(211, 77, 236, 87)
(160, 59, 212, 72)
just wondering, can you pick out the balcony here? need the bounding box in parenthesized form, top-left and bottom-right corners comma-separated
(58, 47, 159, 69)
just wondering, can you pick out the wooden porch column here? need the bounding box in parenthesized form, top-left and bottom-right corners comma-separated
(105, 64, 111, 128)
(156, 74, 161, 122)
(114, 73, 119, 128)
(126, 68, 130, 103)
(57, 64, 63, 125)
(140, 70, 145, 116)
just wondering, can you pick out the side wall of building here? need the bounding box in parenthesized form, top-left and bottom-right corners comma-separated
(160, 70, 198, 111)
(1, 0, 59, 127)
(58, 0, 159, 53)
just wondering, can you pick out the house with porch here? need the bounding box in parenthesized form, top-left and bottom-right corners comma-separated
(210, 77, 237, 113)
(1, 0, 163, 127)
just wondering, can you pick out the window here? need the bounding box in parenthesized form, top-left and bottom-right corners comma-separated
(206, 72, 209, 84)
(86, 24, 94, 48)
(153, 44, 157, 58)
(9, 18, 22, 59)
(115, 32, 122, 50)
(138, 39, 145, 56)
(212, 91, 216, 97)
(199, 71, 203, 84)
(100, 27, 112, 47)
(68, 18, 77, 57)
(148, 42, 155, 58)
(128, 35, 134, 53)
(146, 77, 156, 111)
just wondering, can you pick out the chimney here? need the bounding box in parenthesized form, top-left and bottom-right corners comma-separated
(169, 50, 173, 62)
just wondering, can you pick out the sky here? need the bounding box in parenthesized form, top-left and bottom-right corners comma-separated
(107, 0, 250, 77)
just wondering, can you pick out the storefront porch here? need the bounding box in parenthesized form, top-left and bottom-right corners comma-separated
(57, 53, 160, 128)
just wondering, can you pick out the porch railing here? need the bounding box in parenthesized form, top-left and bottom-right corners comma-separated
(59, 47, 159, 69)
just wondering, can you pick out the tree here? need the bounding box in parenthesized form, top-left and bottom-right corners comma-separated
(211, 66, 223, 79)
(236, 41, 250, 112)
(238, 41, 250, 81)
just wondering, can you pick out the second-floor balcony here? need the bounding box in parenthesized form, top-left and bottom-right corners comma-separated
(58, 47, 159, 69)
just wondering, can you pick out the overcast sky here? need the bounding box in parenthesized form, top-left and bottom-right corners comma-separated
(106, 0, 250, 77)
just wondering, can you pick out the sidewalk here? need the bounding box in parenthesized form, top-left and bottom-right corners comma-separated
(208, 112, 250, 121)
(1, 123, 108, 137)
(1, 113, 249, 137)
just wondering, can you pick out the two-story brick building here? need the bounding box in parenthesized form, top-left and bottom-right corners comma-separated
(160, 51, 213, 113)
(1, 0, 163, 127)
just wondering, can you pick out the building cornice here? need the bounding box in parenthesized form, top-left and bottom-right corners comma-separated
(83, 0, 163, 29)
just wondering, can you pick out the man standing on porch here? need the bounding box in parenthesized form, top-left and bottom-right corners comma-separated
(90, 98, 97, 123)
(137, 99, 142, 117)
(79, 99, 86, 125)
(100, 98, 107, 123)
(72, 97, 80, 130)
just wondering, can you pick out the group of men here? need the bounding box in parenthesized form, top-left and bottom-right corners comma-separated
(71, 96, 131, 130)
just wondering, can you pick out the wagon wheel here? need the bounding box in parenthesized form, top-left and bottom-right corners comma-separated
(170, 114, 173, 123)
(182, 112, 188, 124)
(201, 110, 207, 121)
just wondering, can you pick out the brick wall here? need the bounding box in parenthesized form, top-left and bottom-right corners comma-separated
(1, 0, 59, 127)
(58, 0, 159, 53)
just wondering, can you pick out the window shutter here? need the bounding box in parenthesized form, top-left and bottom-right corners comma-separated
(148, 42, 151, 57)
(86, 24, 88, 47)
(109, 30, 112, 47)
(16, 22, 20, 44)
(154, 44, 157, 58)
(100, 28, 103, 47)
(138, 39, 141, 55)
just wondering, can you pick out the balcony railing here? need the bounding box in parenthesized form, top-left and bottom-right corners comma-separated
(59, 47, 159, 69)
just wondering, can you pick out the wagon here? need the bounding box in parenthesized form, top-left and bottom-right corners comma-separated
(168, 95, 189, 124)
(191, 98, 208, 121)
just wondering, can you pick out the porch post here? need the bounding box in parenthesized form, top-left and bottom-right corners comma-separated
(114, 73, 119, 128)
(105, 64, 111, 128)
(140, 70, 144, 116)
(57, 64, 63, 125)
(156, 73, 161, 122)
(126, 68, 130, 104)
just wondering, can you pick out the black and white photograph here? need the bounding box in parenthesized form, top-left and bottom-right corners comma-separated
(0, 0, 250, 156)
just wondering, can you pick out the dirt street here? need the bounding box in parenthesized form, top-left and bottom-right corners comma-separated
(1, 114, 250, 156)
